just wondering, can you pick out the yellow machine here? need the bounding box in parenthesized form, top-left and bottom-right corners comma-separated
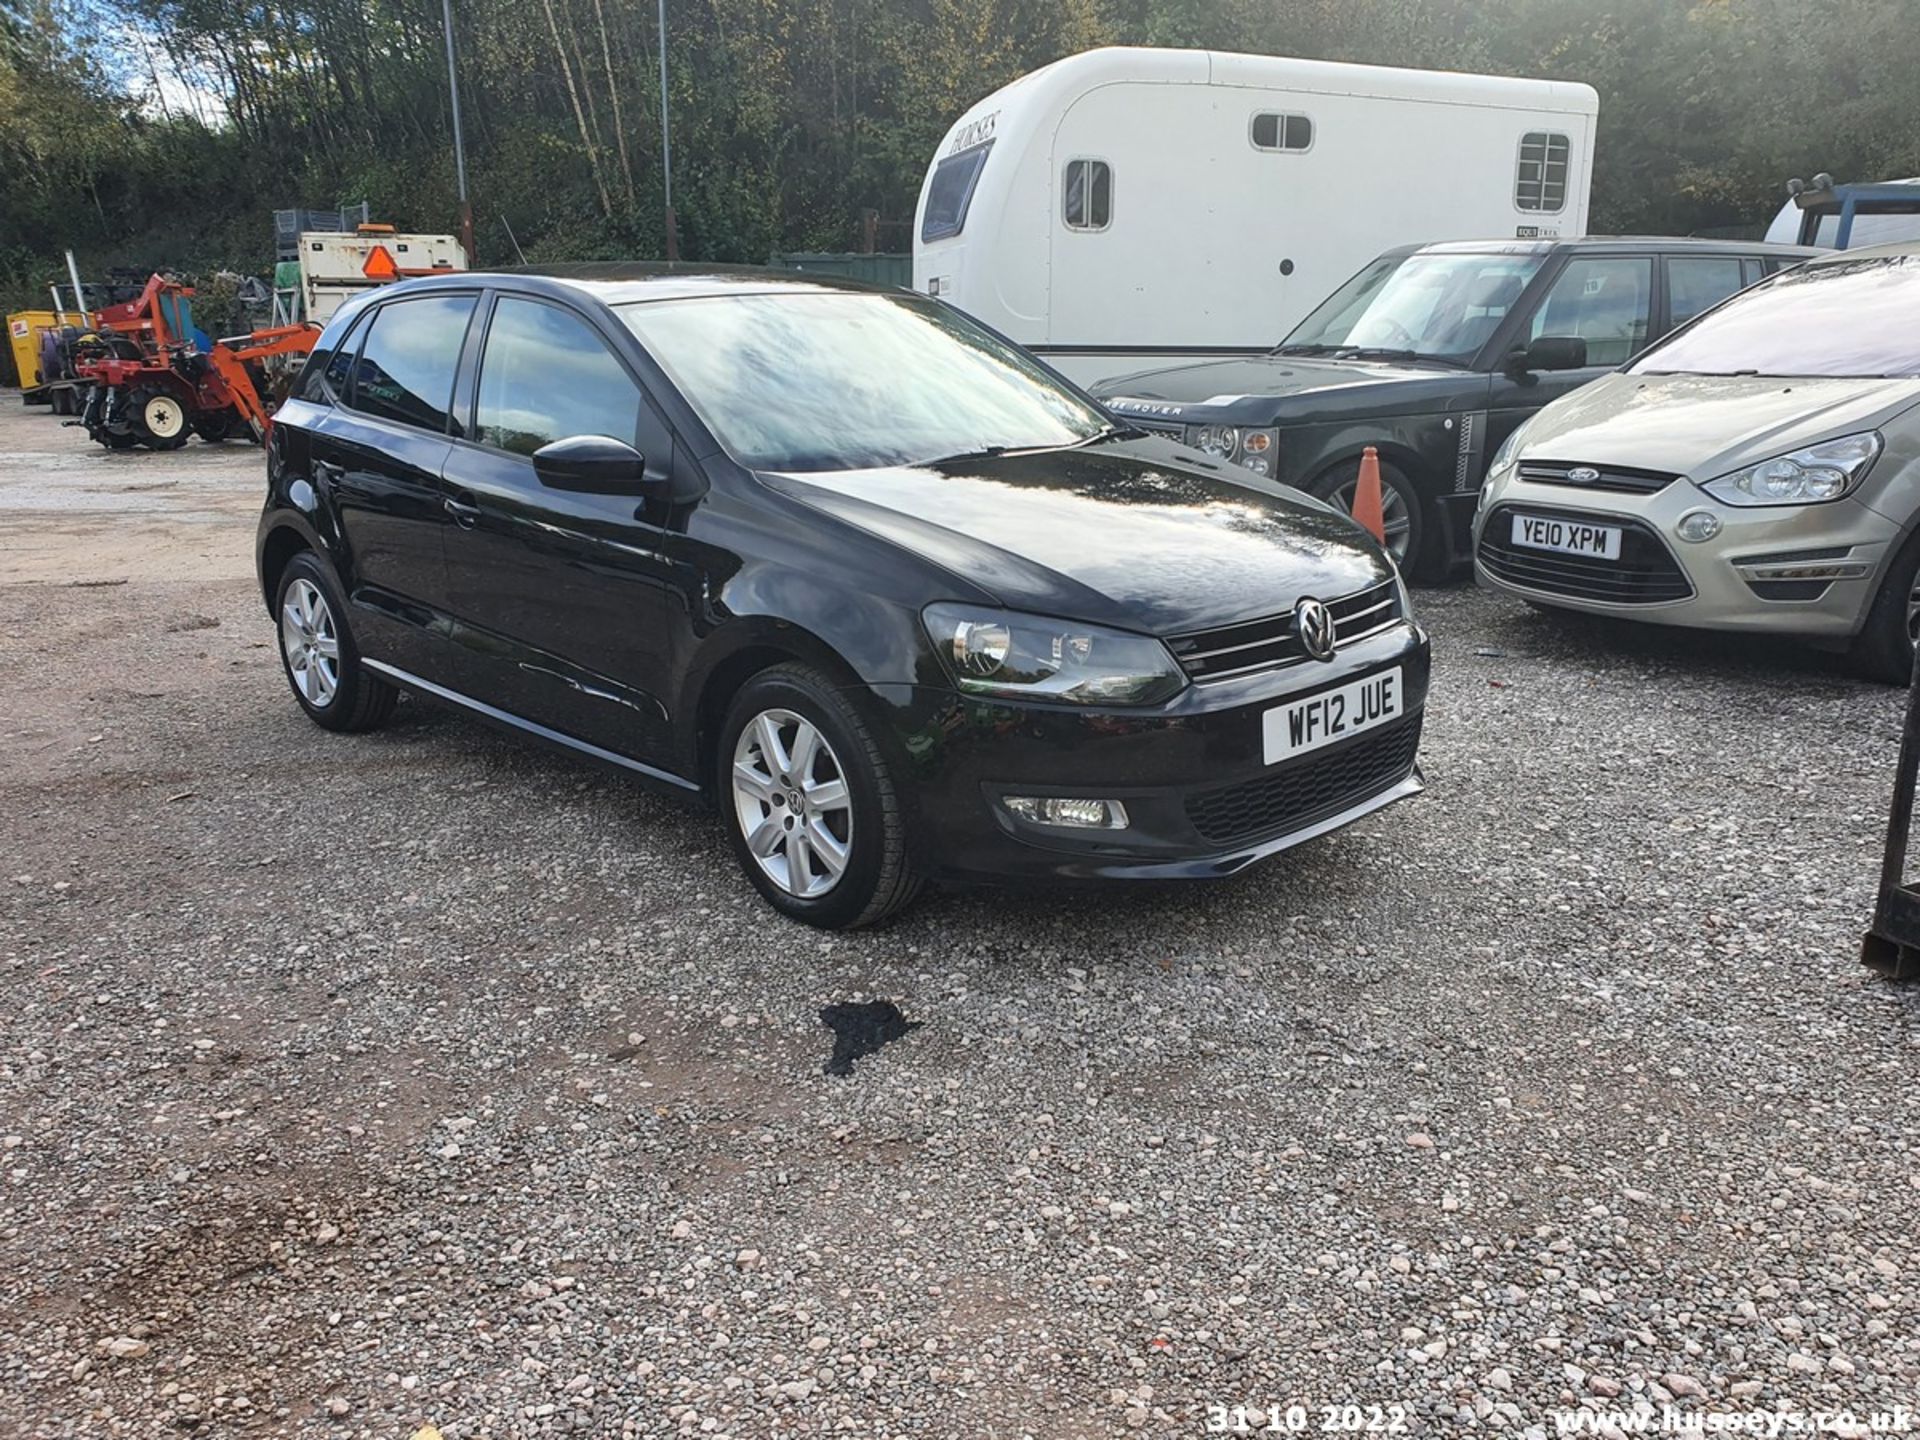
(7, 309, 59, 389)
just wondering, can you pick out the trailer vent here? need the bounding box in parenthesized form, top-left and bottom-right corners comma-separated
(1516, 132, 1571, 213)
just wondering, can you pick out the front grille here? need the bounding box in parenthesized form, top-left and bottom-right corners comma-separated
(1185, 715, 1422, 847)
(1168, 580, 1402, 683)
(1517, 460, 1678, 496)
(1126, 416, 1185, 439)
(1478, 504, 1693, 604)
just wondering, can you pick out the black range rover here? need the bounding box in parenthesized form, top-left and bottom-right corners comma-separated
(1093, 237, 1819, 575)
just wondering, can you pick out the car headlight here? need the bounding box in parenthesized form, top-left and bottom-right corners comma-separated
(1184, 424, 1279, 476)
(1189, 424, 1238, 459)
(924, 603, 1187, 706)
(1390, 563, 1415, 626)
(1699, 432, 1882, 507)
(1487, 426, 1524, 476)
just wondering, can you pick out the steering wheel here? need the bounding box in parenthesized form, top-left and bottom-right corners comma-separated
(1359, 316, 1415, 349)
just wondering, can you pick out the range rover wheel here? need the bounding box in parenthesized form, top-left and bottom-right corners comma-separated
(274, 552, 397, 732)
(718, 664, 921, 928)
(1312, 457, 1426, 574)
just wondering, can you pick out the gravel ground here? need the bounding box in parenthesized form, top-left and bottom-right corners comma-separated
(2, 398, 1918, 1438)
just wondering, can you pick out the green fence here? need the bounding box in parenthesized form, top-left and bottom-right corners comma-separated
(767, 252, 913, 289)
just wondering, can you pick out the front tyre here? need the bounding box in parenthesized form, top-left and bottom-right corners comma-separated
(718, 664, 922, 928)
(1851, 529, 1920, 684)
(274, 552, 397, 731)
(1311, 456, 1429, 575)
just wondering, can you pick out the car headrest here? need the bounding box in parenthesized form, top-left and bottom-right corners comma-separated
(1468, 272, 1525, 310)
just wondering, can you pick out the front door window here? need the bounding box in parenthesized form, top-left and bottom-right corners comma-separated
(1528, 257, 1653, 367)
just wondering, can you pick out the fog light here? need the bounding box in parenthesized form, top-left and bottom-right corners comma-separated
(1676, 510, 1722, 543)
(1002, 796, 1130, 829)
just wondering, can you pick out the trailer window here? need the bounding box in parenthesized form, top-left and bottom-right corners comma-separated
(1251, 113, 1313, 153)
(922, 143, 992, 244)
(1063, 160, 1112, 231)
(1516, 132, 1570, 213)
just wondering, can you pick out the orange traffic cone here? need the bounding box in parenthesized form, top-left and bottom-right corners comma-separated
(1352, 446, 1387, 544)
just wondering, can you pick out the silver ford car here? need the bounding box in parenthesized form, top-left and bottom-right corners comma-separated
(1472, 242, 1920, 680)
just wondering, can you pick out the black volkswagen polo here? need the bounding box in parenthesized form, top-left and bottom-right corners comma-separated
(257, 267, 1429, 927)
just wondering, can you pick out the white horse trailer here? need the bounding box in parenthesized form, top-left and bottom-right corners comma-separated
(912, 47, 1598, 384)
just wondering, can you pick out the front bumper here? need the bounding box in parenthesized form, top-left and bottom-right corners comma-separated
(873, 621, 1431, 882)
(1471, 479, 1904, 638)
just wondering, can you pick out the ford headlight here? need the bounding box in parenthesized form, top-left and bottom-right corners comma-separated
(1699, 432, 1882, 507)
(1487, 425, 1525, 476)
(924, 604, 1187, 706)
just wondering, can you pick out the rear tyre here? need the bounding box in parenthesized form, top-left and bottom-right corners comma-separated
(274, 551, 398, 732)
(717, 663, 922, 929)
(1311, 456, 1432, 577)
(130, 387, 190, 450)
(1850, 532, 1920, 684)
(193, 411, 237, 443)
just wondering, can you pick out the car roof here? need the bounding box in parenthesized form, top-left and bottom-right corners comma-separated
(1806, 240, 1920, 263)
(389, 262, 900, 305)
(1380, 236, 1823, 260)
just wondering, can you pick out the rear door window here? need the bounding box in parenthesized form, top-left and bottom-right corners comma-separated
(921, 144, 992, 243)
(302, 310, 368, 402)
(474, 296, 644, 457)
(1528, 257, 1653, 366)
(348, 294, 476, 434)
(1667, 256, 1749, 328)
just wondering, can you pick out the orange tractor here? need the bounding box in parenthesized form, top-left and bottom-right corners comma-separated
(72, 273, 317, 450)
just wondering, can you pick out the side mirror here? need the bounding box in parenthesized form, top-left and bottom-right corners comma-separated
(1507, 335, 1589, 374)
(531, 434, 655, 496)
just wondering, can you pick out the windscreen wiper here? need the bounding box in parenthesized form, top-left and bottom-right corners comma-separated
(1332, 347, 1464, 366)
(1077, 424, 1144, 445)
(1274, 343, 1337, 355)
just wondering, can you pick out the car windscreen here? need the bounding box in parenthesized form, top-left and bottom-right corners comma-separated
(1280, 250, 1548, 365)
(1631, 254, 1920, 378)
(920, 143, 991, 243)
(617, 290, 1108, 473)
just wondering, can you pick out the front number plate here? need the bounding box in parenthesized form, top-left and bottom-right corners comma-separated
(1510, 513, 1622, 560)
(1263, 667, 1404, 765)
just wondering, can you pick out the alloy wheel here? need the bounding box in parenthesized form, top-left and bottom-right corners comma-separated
(280, 578, 341, 708)
(1327, 476, 1414, 561)
(1906, 573, 1920, 645)
(731, 708, 853, 898)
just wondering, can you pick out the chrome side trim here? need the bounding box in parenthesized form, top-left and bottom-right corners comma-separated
(361, 659, 700, 792)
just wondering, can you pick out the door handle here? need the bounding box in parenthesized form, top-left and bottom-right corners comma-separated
(312, 459, 343, 487)
(443, 492, 482, 527)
